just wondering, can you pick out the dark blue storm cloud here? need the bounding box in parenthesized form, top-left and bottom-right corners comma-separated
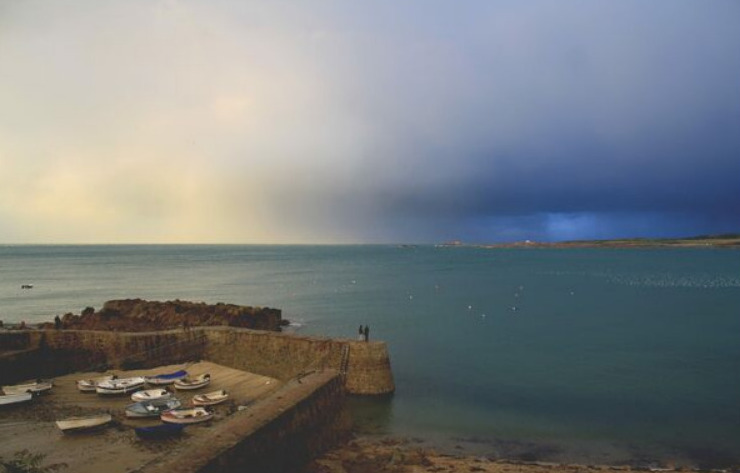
(268, 0, 740, 242)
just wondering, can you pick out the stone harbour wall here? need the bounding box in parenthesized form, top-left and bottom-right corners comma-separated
(136, 371, 350, 473)
(204, 327, 395, 395)
(0, 327, 394, 395)
(0, 329, 206, 382)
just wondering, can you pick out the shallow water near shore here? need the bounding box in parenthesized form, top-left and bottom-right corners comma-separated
(1, 245, 739, 467)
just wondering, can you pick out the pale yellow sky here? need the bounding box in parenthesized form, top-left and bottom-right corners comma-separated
(0, 1, 371, 243)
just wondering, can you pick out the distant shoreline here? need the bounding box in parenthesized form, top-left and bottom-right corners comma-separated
(436, 234, 740, 249)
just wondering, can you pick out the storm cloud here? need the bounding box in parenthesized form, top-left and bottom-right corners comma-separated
(1, 0, 738, 243)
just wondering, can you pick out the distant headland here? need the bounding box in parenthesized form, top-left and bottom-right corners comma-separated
(437, 233, 740, 249)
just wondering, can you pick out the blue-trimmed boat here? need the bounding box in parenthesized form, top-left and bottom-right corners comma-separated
(145, 370, 188, 385)
(125, 398, 182, 418)
(134, 423, 185, 439)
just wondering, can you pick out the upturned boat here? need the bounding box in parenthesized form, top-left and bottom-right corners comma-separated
(131, 388, 173, 402)
(192, 390, 228, 406)
(96, 377, 146, 395)
(77, 375, 115, 393)
(160, 407, 213, 424)
(135, 423, 185, 439)
(125, 398, 182, 418)
(2, 380, 53, 395)
(174, 374, 210, 391)
(56, 414, 112, 433)
(145, 370, 188, 385)
(0, 392, 34, 406)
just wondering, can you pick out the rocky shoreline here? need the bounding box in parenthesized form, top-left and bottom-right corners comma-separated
(305, 437, 737, 473)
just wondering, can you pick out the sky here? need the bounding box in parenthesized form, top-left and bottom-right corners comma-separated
(1, 0, 739, 244)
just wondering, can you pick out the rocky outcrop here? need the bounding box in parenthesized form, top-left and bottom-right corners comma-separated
(42, 299, 284, 332)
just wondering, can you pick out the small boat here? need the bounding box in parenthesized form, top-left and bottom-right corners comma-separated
(77, 375, 115, 393)
(131, 388, 173, 402)
(3, 380, 53, 395)
(56, 414, 112, 433)
(161, 407, 213, 424)
(20, 284, 33, 289)
(0, 392, 34, 406)
(145, 370, 188, 386)
(192, 390, 228, 406)
(125, 398, 182, 418)
(174, 374, 210, 391)
(96, 377, 146, 395)
(135, 423, 185, 440)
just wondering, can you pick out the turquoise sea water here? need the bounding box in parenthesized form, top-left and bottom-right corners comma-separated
(1, 245, 739, 467)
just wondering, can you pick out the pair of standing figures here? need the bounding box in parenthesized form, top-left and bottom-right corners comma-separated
(358, 324, 369, 341)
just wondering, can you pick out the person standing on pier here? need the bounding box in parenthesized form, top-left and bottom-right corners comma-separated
(363, 325, 369, 342)
(358, 325, 364, 341)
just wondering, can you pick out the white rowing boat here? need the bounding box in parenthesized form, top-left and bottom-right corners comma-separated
(174, 374, 210, 391)
(56, 414, 112, 433)
(192, 390, 228, 406)
(77, 375, 115, 393)
(96, 377, 146, 395)
(0, 392, 33, 406)
(2, 381, 53, 395)
(131, 388, 173, 402)
(160, 407, 213, 424)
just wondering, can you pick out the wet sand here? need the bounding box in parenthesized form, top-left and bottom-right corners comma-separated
(0, 361, 281, 473)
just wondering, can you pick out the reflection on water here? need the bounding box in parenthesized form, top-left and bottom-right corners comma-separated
(347, 395, 394, 435)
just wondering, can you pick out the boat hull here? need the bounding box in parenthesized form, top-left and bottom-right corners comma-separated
(96, 377, 146, 395)
(77, 376, 114, 393)
(56, 414, 112, 433)
(192, 390, 228, 406)
(3, 381, 53, 395)
(161, 407, 213, 424)
(174, 374, 211, 391)
(125, 399, 182, 418)
(135, 423, 185, 439)
(145, 370, 188, 386)
(0, 392, 33, 406)
(131, 389, 173, 402)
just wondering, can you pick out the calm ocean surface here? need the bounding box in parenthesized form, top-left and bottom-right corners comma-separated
(1, 245, 739, 467)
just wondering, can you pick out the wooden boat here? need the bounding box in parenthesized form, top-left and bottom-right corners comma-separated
(131, 388, 173, 402)
(192, 390, 228, 406)
(125, 398, 182, 418)
(135, 423, 185, 439)
(160, 407, 213, 424)
(96, 376, 146, 395)
(174, 374, 210, 391)
(3, 380, 53, 395)
(56, 414, 112, 433)
(0, 392, 33, 406)
(77, 375, 115, 393)
(145, 370, 188, 386)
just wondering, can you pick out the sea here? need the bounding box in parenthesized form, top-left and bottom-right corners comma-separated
(1, 245, 739, 467)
